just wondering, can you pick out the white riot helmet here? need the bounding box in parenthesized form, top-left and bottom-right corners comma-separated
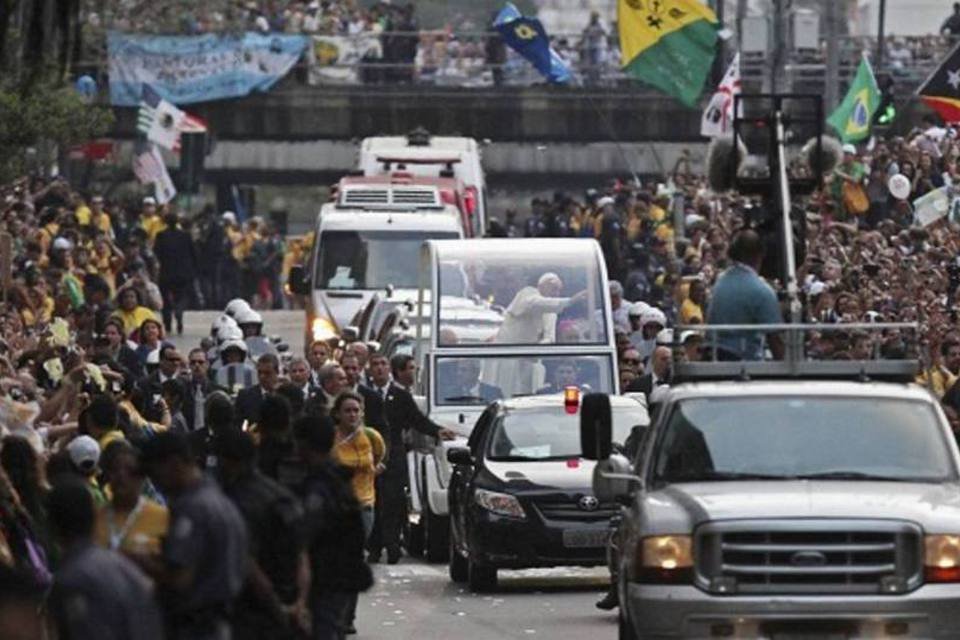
(220, 338, 248, 356)
(234, 307, 263, 338)
(640, 307, 667, 329)
(217, 322, 243, 345)
(628, 301, 650, 318)
(225, 298, 252, 318)
(211, 313, 239, 340)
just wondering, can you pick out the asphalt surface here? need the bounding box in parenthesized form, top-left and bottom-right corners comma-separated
(361, 560, 613, 640)
(174, 310, 615, 639)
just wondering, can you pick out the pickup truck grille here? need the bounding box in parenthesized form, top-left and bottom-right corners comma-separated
(695, 520, 922, 595)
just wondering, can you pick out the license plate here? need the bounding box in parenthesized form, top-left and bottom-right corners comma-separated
(562, 529, 608, 548)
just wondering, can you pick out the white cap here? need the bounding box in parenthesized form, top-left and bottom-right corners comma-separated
(842, 143, 857, 155)
(640, 307, 667, 328)
(143, 196, 157, 205)
(52, 237, 73, 251)
(680, 330, 702, 344)
(628, 301, 650, 317)
(685, 213, 706, 228)
(67, 435, 100, 473)
(596, 196, 615, 209)
(222, 211, 237, 224)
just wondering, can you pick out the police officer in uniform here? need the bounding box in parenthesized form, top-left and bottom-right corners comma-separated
(140, 432, 248, 640)
(217, 429, 309, 640)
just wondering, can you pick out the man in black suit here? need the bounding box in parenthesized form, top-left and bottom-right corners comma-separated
(153, 212, 198, 335)
(136, 344, 184, 422)
(626, 345, 672, 400)
(435, 358, 502, 405)
(235, 353, 281, 428)
(357, 354, 388, 433)
(287, 357, 320, 403)
(182, 348, 222, 432)
(369, 354, 455, 564)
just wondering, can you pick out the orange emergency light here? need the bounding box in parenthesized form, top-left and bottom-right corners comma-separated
(563, 386, 580, 415)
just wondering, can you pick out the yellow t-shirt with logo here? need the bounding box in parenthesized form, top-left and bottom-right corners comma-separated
(94, 499, 169, 555)
(333, 427, 386, 508)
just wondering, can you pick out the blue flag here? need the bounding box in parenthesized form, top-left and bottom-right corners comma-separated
(494, 3, 571, 84)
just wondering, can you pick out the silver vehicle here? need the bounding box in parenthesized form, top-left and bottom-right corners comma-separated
(585, 324, 960, 639)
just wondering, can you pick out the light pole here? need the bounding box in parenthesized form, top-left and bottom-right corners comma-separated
(876, 0, 887, 68)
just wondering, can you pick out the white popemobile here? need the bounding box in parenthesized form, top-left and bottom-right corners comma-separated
(406, 238, 624, 561)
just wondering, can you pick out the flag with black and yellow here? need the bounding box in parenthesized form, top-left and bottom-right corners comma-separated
(618, 0, 719, 108)
(917, 41, 960, 123)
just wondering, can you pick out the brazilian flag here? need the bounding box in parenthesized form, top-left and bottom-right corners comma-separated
(827, 57, 881, 143)
(618, 0, 719, 108)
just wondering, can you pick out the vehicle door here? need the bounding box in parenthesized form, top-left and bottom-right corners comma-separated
(450, 405, 497, 546)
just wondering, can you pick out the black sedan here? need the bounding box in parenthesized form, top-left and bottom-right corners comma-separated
(447, 394, 649, 591)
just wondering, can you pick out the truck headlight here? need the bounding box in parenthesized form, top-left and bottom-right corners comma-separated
(474, 489, 526, 520)
(632, 535, 693, 584)
(924, 535, 960, 582)
(311, 317, 337, 341)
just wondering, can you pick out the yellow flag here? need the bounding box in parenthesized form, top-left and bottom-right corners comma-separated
(619, 0, 718, 65)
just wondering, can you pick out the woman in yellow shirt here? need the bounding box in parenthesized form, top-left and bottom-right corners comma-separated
(112, 288, 158, 339)
(331, 391, 385, 539)
(94, 441, 168, 556)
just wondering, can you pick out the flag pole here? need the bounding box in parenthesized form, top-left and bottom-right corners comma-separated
(585, 93, 649, 185)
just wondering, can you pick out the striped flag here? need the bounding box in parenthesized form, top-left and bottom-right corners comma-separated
(137, 85, 184, 151)
(132, 141, 177, 204)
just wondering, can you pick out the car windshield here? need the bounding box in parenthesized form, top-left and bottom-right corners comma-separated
(317, 230, 459, 290)
(654, 397, 955, 483)
(435, 241, 608, 346)
(488, 405, 649, 461)
(434, 354, 614, 405)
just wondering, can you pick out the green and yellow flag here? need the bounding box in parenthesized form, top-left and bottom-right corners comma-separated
(826, 56, 880, 143)
(618, 0, 719, 108)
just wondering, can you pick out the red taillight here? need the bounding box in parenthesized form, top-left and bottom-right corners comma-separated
(926, 566, 960, 583)
(464, 186, 478, 216)
(564, 386, 579, 414)
(440, 189, 457, 205)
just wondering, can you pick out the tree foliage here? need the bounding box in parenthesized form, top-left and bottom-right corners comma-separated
(0, 73, 114, 182)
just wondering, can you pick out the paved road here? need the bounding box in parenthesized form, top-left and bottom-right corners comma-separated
(175, 310, 614, 639)
(361, 559, 614, 640)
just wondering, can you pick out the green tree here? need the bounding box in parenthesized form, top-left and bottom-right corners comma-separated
(0, 73, 113, 182)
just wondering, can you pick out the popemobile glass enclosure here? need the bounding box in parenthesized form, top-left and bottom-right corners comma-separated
(418, 238, 619, 413)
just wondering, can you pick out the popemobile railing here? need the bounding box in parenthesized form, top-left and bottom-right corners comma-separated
(672, 322, 922, 384)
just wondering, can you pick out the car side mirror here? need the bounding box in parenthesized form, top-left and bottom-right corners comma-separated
(288, 265, 309, 296)
(592, 453, 642, 504)
(580, 393, 613, 461)
(447, 447, 474, 466)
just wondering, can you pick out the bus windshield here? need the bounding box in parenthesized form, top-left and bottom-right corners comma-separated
(317, 230, 459, 290)
(435, 241, 609, 347)
(434, 354, 615, 405)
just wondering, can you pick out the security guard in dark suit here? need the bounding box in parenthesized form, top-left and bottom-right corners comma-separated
(369, 354, 455, 563)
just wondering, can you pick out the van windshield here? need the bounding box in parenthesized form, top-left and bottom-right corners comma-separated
(316, 230, 459, 290)
(653, 397, 955, 484)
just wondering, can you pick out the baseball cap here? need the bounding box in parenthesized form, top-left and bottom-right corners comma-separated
(222, 211, 237, 224)
(52, 237, 73, 251)
(842, 143, 857, 155)
(596, 196, 615, 209)
(142, 196, 157, 205)
(67, 435, 100, 473)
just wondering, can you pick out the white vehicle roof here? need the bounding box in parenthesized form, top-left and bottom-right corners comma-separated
(362, 135, 479, 154)
(500, 393, 647, 412)
(667, 380, 935, 403)
(317, 208, 465, 234)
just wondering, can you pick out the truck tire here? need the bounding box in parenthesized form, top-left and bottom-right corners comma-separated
(468, 560, 497, 592)
(425, 504, 450, 563)
(449, 536, 468, 583)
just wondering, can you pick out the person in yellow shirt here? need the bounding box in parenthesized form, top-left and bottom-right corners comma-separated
(94, 441, 169, 556)
(87, 195, 115, 238)
(73, 192, 92, 226)
(112, 288, 158, 338)
(679, 279, 707, 324)
(918, 340, 960, 399)
(139, 197, 166, 245)
(331, 391, 385, 534)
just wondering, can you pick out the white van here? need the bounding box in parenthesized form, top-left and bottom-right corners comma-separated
(289, 204, 464, 345)
(358, 130, 487, 237)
